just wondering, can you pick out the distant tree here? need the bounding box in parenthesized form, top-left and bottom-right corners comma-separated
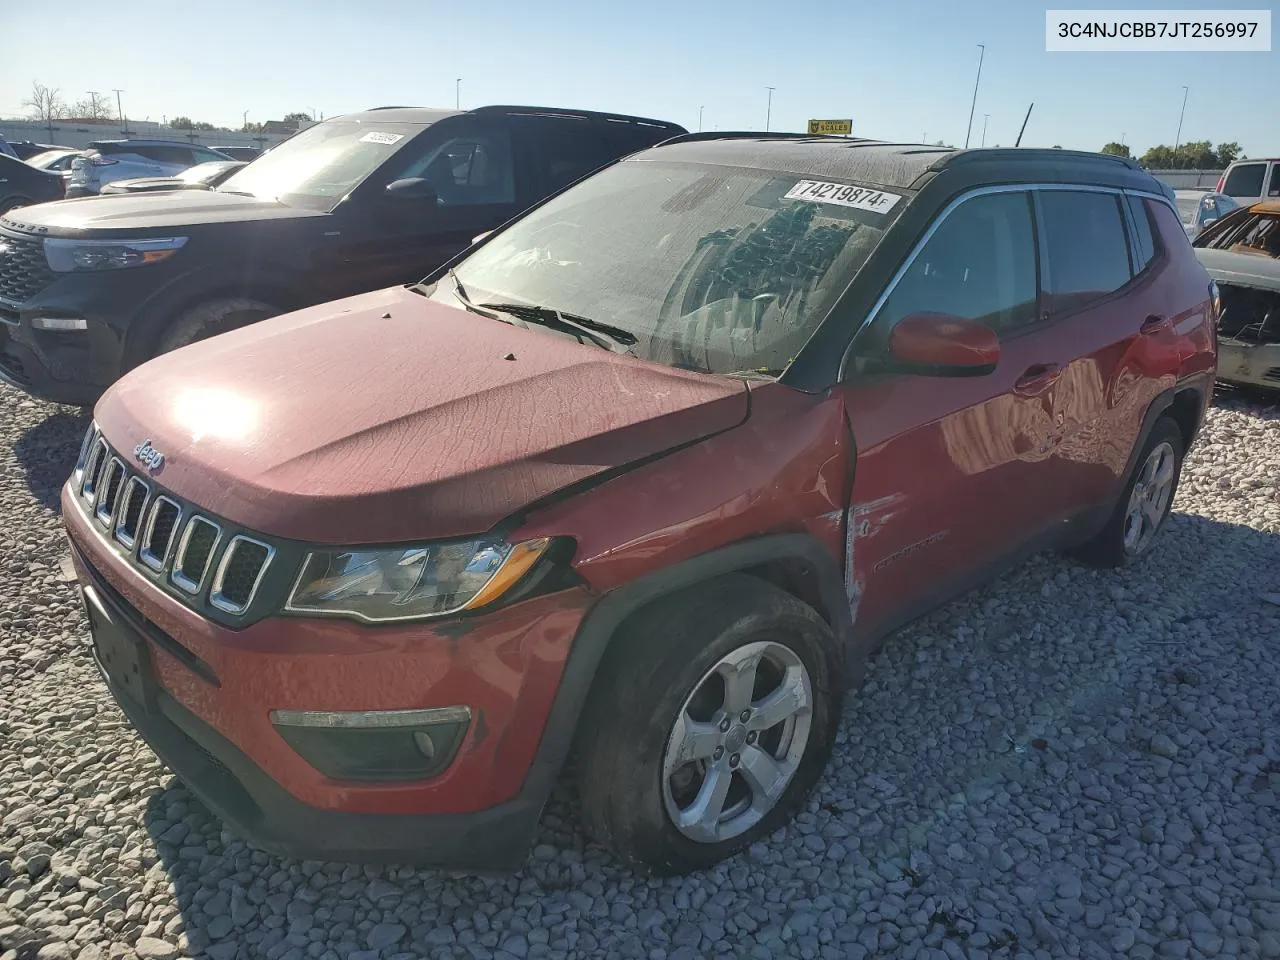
(170, 116, 195, 130)
(1215, 142, 1244, 166)
(1100, 142, 1131, 158)
(1174, 140, 1217, 169)
(283, 111, 313, 124)
(72, 91, 114, 121)
(1140, 144, 1177, 169)
(193, 121, 216, 131)
(23, 81, 66, 122)
(240, 121, 263, 134)
(1052, 144, 1063, 149)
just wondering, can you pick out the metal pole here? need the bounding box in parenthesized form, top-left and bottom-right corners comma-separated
(455, 79, 461, 110)
(113, 89, 125, 135)
(981, 114, 989, 147)
(964, 44, 984, 149)
(243, 110, 249, 131)
(765, 87, 775, 132)
(1173, 85, 1189, 160)
(698, 106, 704, 132)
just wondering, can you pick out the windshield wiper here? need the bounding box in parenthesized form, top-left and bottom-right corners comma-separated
(479, 301, 638, 352)
(439, 270, 527, 328)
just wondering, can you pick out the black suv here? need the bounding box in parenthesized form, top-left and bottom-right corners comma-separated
(0, 105, 686, 405)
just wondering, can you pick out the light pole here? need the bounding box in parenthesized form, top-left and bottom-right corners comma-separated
(964, 44, 984, 149)
(765, 87, 775, 132)
(113, 88, 125, 135)
(698, 105, 704, 132)
(1173, 85, 1189, 162)
(455, 78, 462, 110)
(243, 110, 249, 131)
(981, 114, 989, 147)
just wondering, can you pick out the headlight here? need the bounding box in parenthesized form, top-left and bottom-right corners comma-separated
(285, 537, 554, 623)
(44, 236, 188, 273)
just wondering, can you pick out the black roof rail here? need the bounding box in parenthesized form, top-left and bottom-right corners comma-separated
(653, 130, 829, 147)
(940, 147, 1142, 170)
(468, 104, 685, 129)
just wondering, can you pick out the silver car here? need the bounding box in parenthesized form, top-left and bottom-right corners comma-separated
(1174, 189, 1240, 239)
(66, 139, 232, 197)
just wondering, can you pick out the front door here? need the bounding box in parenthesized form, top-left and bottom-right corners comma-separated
(326, 119, 526, 296)
(836, 188, 1070, 637)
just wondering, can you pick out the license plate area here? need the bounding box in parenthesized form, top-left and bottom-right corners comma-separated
(86, 585, 157, 711)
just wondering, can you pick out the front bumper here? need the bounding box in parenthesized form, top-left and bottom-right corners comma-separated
(1217, 338, 1280, 391)
(64, 484, 595, 868)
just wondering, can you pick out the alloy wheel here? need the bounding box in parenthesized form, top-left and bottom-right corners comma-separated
(1123, 440, 1177, 555)
(661, 640, 813, 843)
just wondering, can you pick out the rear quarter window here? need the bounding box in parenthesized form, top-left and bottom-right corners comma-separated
(1223, 163, 1266, 198)
(1125, 195, 1157, 272)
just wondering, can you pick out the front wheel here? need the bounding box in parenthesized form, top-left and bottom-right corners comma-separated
(154, 297, 278, 357)
(1072, 417, 1185, 568)
(575, 574, 845, 874)
(0, 197, 31, 216)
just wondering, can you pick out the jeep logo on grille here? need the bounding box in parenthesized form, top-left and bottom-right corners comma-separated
(134, 439, 165, 473)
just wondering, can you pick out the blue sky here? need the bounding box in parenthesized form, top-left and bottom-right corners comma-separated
(1, 0, 1275, 157)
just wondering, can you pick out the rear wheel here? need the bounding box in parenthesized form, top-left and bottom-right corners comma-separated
(1072, 417, 1184, 568)
(155, 297, 278, 357)
(575, 574, 845, 874)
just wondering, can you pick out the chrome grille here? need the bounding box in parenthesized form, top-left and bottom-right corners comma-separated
(0, 227, 55, 306)
(139, 497, 180, 571)
(114, 477, 150, 548)
(94, 459, 126, 526)
(73, 425, 274, 616)
(211, 537, 274, 614)
(171, 517, 220, 594)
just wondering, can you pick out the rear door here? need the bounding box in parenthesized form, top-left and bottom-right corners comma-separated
(512, 115, 615, 199)
(836, 188, 1065, 634)
(1024, 187, 1154, 518)
(325, 118, 526, 295)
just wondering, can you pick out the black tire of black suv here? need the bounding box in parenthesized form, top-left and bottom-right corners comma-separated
(156, 297, 279, 356)
(1072, 417, 1185, 569)
(575, 573, 844, 875)
(0, 196, 31, 216)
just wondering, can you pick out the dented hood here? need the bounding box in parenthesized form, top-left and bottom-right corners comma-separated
(96, 286, 749, 544)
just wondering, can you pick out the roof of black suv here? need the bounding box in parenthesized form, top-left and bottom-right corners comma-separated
(341, 105, 686, 133)
(636, 135, 1169, 199)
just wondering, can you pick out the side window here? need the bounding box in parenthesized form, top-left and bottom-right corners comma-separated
(877, 191, 1038, 334)
(1268, 163, 1280, 198)
(193, 148, 226, 163)
(1223, 163, 1266, 198)
(1125, 195, 1157, 271)
(529, 119, 613, 194)
(139, 145, 195, 166)
(393, 128, 515, 206)
(1038, 191, 1132, 314)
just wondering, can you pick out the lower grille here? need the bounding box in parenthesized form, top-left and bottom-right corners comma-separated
(0, 350, 30, 385)
(1264, 367, 1280, 383)
(0, 227, 55, 306)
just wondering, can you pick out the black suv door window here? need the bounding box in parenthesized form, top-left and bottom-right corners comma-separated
(1037, 190, 1132, 315)
(876, 190, 1039, 334)
(137, 145, 196, 166)
(392, 127, 515, 207)
(525, 117, 613, 194)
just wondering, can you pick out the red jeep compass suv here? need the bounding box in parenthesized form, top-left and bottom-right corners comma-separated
(64, 136, 1217, 875)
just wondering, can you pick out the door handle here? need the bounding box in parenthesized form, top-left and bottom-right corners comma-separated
(1013, 363, 1062, 397)
(1140, 314, 1171, 335)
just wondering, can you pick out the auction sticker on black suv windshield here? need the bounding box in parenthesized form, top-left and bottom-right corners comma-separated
(784, 180, 902, 213)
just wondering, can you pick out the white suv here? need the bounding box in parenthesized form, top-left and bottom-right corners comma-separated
(67, 140, 232, 197)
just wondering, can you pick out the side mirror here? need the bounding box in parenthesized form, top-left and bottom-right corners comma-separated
(471, 230, 493, 245)
(383, 177, 438, 205)
(885, 312, 1000, 377)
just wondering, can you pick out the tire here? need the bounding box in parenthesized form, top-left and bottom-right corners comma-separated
(575, 574, 845, 875)
(154, 297, 278, 357)
(1072, 417, 1184, 568)
(0, 196, 31, 216)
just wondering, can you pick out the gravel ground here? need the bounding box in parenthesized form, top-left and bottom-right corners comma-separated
(2, 385, 1279, 960)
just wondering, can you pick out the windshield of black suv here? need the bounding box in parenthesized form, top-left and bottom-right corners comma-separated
(216, 120, 430, 211)
(441, 159, 900, 376)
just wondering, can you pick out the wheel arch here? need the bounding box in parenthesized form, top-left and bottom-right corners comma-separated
(121, 266, 309, 370)
(517, 533, 854, 812)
